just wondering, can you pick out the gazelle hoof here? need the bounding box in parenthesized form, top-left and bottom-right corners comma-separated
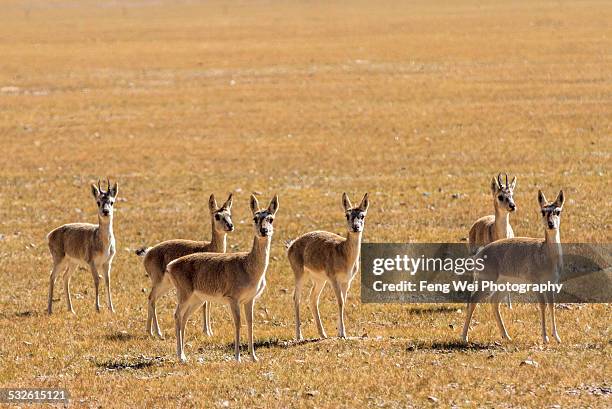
(542, 335, 550, 344)
(251, 354, 259, 362)
(179, 355, 187, 363)
(553, 334, 562, 343)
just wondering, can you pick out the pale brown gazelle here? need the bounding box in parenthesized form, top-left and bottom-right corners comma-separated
(468, 173, 517, 308)
(462, 189, 565, 344)
(136, 193, 234, 338)
(167, 194, 279, 362)
(288, 192, 369, 340)
(47, 179, 118, 315)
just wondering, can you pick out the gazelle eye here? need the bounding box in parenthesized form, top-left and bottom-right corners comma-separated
(215, 214, 220, 220)
(268, 218, 274, 224)
(498, 195, 504, 201)
(541, 210, 546, 216)
(346, 214, 350, 220)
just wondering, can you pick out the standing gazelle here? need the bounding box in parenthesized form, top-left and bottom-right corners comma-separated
(468, 173, 517, 308)
(462, 189, 565, 344)
(136, 193, 234, 338)
(289, 193, 369, 340)
(168, 194, 279, 362)
(47, 179, 118, 314)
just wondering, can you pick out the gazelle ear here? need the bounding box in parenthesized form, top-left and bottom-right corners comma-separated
(342, 192, 352, 212)
(109, 181, 119, 198)
(538, 190, 547, 208)
(554, 190, 565, 208)
(267, 194, 279, 215)
(359, 193, 369, 212)
(250, 194, 260, 215)
(222, 193, 233, 210)
(510, 176, 517, 190)
(209, 194, 218, 213)
(91, 183, 100, 199)
(490, 178, 499, 194)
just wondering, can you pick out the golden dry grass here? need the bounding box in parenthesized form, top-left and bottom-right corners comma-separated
(0, 0, 610, 407)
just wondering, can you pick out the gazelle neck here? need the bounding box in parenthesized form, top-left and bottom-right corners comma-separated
(493, 206, 510, 238)
(544, 227, 562, 270)
(342, 230, 362, 264)
(97, 214, 114, 247)
(246, 235, 271, 277)
(209, 220, 227, 253)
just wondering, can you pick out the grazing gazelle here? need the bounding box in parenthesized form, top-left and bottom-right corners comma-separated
(468, 173, 517, 308)
(288, 192, 369, 340)
(136, 193, 234, 338)
(168, 194, 279, 362)
(462, 189, 565, 344)
(47, 179, 119, 315)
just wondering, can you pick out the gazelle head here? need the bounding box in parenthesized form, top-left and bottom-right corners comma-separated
(249, 194, 279, 238)
(490, 173, 517, 213)
(209, 193, 234, 233)
(91, 178, 118, 220)
(538, 190, 564, 231)
(342, 192, 369, 233)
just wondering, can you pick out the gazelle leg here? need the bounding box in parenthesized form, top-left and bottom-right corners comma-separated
(506, 293, 512, 309)
(548, 292, 561, 343)
(461, 302, 476, 342)
(330, 279, 346, 338)
(202, 302, 213, 336)
(149, 277, 173, 338)
(229, 300, 241, 362)
(244, 299, 258, 361)
(63, 264, 76, 314)
(102, 261, 115, 313)
(174, 302, 188, 362)
(309, 279, 327, 339)
(492, 292, 511, 340)
(537, 293, 548, 344)
(47, 259, 67, 315)
(89, 262, 101, 312)
(461, 290, 492, 342)
(293, 275, 304, 341)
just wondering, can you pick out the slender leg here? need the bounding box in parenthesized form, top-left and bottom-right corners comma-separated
(147, 278, 173, 338)
(461, 290, 494, 342)
(63, 264, 76, 314)
(548, 292, 561, 343)
(506, 293, 512, 309)
(491, 292, 511, 340)
(89, 262, 101, 312)
(102, 261, 115, 313)
(537, 293, 548, 343)
(151, 278, 173, 338)
(244, 299, 258, 361)
(461, 302, 476, 342)
(293, 276, 304, 341)
(309, 279, 327, 339)
(330, 279, 346, 338)
(203, 302, 213, 336)
(174, 302, 188, 362)
(47, 259, 66, 315)
(229, 300, 241, 362)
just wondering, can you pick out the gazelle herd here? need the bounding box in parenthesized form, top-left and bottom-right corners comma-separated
(46, 175, 567, 362)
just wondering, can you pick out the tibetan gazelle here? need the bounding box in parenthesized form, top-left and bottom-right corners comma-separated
(47, 179, 118, 314)
(468, 173, 517, 307)
(289, 192, 369, 340)
(462, 189, 565, 344)
(137, 193, 234, 338)
(167, 194, 279, 362)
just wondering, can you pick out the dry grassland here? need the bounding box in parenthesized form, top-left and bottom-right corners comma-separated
(0, 0, 610, 407)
